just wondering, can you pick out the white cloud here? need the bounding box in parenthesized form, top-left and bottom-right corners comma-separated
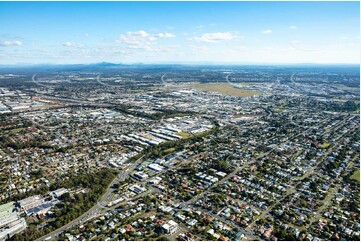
(0, 40, 22, 47)
(290, 40, 320, 53)
(340, 36, 348, 40)
(127, 43, 152, 51)
(117, 30, 176, 52)
(117, 30, 176, 45)
(194, 32, 233, 43)
(63, 42, 84, 48)
(290, 26, 297, 29)
(147, 36, 157, 41)
(261, 29, 272, 34)
(156, 33, 176, 38)
(233, 45, 249, 51)
(132, 30, 149, 38)
(125, 42, 178, 52)
(190, 45, 209, 52)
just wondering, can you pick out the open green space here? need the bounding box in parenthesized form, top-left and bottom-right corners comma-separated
(350, 170, 360, 182)
(319, 142, 330, 149)
(190, 83, 260, 97)
(163, 147, 175, 154)
(9, 127, 26, 133)
(176, 131, 192, 139)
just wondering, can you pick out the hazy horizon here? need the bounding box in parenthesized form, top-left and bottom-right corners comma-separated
(0, 61, 360, 67)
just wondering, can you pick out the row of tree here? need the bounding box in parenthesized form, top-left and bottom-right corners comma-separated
(11, 168, 118, 241)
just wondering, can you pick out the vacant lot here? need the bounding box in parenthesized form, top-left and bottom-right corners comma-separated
(190, 83, 260, 97)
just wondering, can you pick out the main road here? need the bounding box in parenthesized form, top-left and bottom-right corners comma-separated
(37, 155, 145, 241)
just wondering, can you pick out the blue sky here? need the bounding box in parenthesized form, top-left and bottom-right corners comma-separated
(0, 1, 359, 64)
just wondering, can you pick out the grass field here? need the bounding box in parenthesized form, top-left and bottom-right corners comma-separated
(176, 132, 192, 139)
(350, 170, 360, 182)
(163, 148, 175, 154)
(319, 142, 330, 149)
(190, 83, 260, 97)
(9, 128, 26, 133)
(332, 84, 360, 92)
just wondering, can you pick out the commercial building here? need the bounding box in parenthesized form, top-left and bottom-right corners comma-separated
(148, 163, 165, 172)
(18, 195, 59, 216)
(0, 202, 27, 241)
(133, 171, 149, 180)
(128, 185, 146, 194)
(162, 220, 178, 234)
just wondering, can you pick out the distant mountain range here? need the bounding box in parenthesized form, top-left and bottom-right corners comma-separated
(0, 62, 359, 72)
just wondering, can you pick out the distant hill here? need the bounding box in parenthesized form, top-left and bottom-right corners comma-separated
(0, 62, 359, 73)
